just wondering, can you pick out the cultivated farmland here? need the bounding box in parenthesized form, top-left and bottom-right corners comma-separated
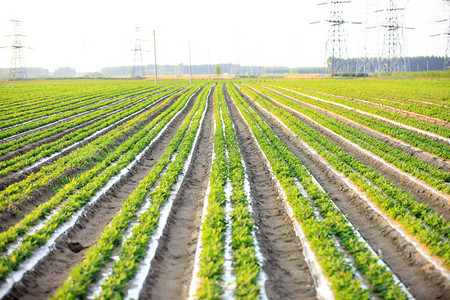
(0, 78, 448, 299)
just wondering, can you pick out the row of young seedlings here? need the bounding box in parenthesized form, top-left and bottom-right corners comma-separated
(3, 84, 162, 127)
(0, 86, 152, 130)
(238, 84, 450, 267)
(52, 84, 212, 299)
(0, 86, 164, 139)
(267, 85, 450, 158)
(249, 85, 450, 194)
(227, 83, 409, 299)
(0, 86, 186, 211)
(0, 86, 183, 177)
(289, 84, 448, 128)
(191, 84, 265, 299)
(272, 82, 450, 140)
(0, 81, 149, 116)
(0, 86, 201, 289)
(0, 85, 178, 146)
(0, 85, 173, 156)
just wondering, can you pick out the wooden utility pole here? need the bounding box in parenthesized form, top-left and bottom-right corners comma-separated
(153, 30, 158, 84)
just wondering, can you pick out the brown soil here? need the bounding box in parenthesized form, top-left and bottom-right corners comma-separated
(1, 90, 200, 300)
(264, 86, 450, 173)
(138, 87, 214, 300)
(237, 86, 450, 300)
(250, 86, 450, 220)
(225, 88, 317, 299)
(0, 93, 182, 233)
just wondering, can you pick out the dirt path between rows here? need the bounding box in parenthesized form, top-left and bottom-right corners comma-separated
(250, 87, 450, 220)
(225, 88, 317, 299)
(138, 87, 214, 300)
(237, 88, 449, 299)
(0, 93, 182, 234)
(1, 90, 199, 300)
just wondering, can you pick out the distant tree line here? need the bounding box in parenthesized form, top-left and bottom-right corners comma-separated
(0, 67, 76, 79)
(325, 56, 446, 74)
(0, 56, 445, 79)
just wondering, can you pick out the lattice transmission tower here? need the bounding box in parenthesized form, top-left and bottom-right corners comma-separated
(443, 0, 450, 70)
(325, 1, 349, 76)
(312, 1, 360, 76)
(131, 26, 145, 78)
(5, 20, 28, 80)
(379, 0, 410, 76)
(444, 18, 450, 71)
(431, 0, 449, 70)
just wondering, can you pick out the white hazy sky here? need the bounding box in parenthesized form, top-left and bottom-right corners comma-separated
(0, 0, 448, 72)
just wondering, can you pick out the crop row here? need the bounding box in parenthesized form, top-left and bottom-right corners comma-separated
(227, 83, 408, 299)
(247, 84, 450, 193)
(2, 84, 160, 121)
(265, 85, 450, 157)
(195, 84, 228, 297)
(237, 84, 449, 266)
(0, 86, 161, 129)
(279, 84, 450, 136)
(83, 85, 212, 299)
(0, 85, 178, 140)
(50, 85, 207, 298)
(195, 84, 262, 298)
(0, 85, 180, 157)
(0, 86, 204, 283)
(0, 86, 186, 211)
(0, 86, 199, 255)
(0, 81, 159, 115)
(0, 86, 184, 177)
(275, 79, 448, 120)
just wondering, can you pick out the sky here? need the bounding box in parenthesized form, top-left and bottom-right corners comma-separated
(0, 0, 448, 73)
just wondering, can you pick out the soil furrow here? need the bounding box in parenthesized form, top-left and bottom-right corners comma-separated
(225, 89, 317, 299)
(137, 87, 214, 300)
(238, 88, 449, 300)
(0, 93, 182, 233)
(1, 90, 199, 300)
(251, 87, 450, 220)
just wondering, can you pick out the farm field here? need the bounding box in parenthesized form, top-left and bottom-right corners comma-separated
(0, 78, 448, 299)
